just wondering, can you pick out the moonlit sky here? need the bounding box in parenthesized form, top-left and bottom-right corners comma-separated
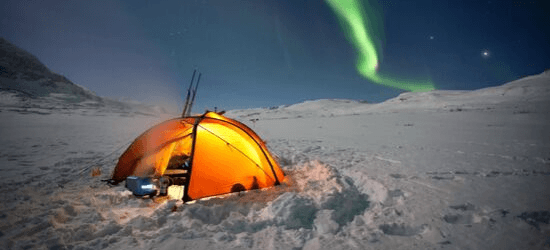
(1, 0, 548, 111)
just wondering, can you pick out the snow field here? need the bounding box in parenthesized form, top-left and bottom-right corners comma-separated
(1, 72, 550, 249)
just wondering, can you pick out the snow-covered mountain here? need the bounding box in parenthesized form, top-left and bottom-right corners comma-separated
(0, 37, 170, 116)
(227, 70, 550, 120)
(0, 37, 98, 100)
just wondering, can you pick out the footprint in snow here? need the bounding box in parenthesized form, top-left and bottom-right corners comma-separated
(517, 211, 550, 230)
(443, 202, 486, 225)
(379, 223, 429, 236)
(389, 173, 407, 179)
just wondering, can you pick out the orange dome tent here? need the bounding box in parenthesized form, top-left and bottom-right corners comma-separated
(111, 111, 285, 201)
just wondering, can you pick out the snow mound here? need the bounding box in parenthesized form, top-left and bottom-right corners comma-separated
(177, 161, 371, 236)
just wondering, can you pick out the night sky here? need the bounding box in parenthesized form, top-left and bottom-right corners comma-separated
(1, 0, 548, 111)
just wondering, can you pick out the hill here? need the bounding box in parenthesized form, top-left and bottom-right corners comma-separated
(0, 37, 169, 116)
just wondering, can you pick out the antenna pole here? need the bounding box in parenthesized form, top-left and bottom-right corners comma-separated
(182, 69, 196, 117)
(186, 72, 201, 117)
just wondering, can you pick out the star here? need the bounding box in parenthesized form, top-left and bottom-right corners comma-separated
(482, 50, 490, 58)
(429, 36, 434, 40)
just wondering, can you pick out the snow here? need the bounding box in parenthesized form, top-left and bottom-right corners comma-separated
(1, 72, 550, 249)
(0, 91, 25, 106)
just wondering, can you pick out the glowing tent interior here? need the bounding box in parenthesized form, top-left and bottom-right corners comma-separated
(110, 111, 285, 201)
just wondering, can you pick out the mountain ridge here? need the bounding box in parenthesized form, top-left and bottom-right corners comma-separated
(0, 37, 99, 101)
(0, 37, 172, 116)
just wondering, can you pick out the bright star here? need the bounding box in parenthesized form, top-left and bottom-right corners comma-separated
(482, 50, 490, 58)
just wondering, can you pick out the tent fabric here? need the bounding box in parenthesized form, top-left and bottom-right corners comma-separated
(111, 111, 285, 201)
